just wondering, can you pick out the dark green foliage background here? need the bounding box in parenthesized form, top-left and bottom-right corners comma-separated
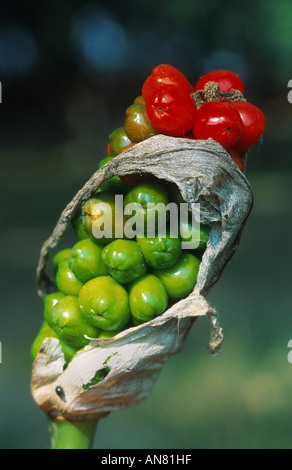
(0, 0, 291, 449)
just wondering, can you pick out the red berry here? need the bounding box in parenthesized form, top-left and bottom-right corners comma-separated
(192, 101, 242, 149)
(229, 101, 266, 151)
(194, 70, 245, 94)
(145, 84, 197, 137)
(142, 64, 193, 101)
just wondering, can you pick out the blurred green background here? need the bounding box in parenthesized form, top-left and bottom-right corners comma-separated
(1, 0, 292, 449)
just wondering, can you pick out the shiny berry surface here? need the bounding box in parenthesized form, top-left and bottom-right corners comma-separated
(82, 192, 125, 245)
(152, 252, 200, 300)
(44, 292, 65, 328)
(108, 127, 132, 156)
(52, 248, 71, 271)
(124, 182, 169, 234)
(192, 101, 242, 149)
(101, 239, 147, 284)
(129, 274, 168, 324)
(194, 70, 245, 94)
(145, 84, 197, 137)
(52, 295, 100, 348)
(69, 239, 108, 284)
(136, 232, 181, 269)
(55, 259, 83, 296)
(124, 103, 159, 142)
(229, 101, 266, 151)
(142, 64, 193, 100)
(78, 276, 131, 331)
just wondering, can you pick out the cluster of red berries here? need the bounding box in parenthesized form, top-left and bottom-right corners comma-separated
(107, 65, 266, 173)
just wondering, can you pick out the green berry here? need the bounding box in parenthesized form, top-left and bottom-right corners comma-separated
(55, 259, 83, 296)
(108, 126, 132, 156)
(101, 239, 147, 284)
(43, 292, 65, 328)
(52, 248, 72, 274)
(152, 252, 200, 300)
(78, 276, 130, 331)
(69, 239, 108, 284)
(52, 295, 100, 348)
(82, 192, 125, 245)
(124, 103, 159, 143)
(124, 182, 169, 236)
(128, 274, 168, 324)
(179, 220, 210, 251)
(136, 232, 181, 269)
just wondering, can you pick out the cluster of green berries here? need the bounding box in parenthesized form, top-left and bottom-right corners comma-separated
(31, 177, 210, 365)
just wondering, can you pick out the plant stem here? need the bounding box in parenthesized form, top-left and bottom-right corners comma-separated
(48, 418, 98, 449)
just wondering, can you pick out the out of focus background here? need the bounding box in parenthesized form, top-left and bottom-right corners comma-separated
(1, 0, 291, 449)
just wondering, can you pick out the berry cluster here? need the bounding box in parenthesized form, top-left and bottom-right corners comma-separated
(31, 176, 210, 365)
(31, 64, 265, 367)
(107, 65, 266, 172)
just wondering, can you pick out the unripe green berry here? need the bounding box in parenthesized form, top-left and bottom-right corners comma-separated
(78, 276, 130, 331)
(69, 239, 108, 284)
(52, 295, 100, 348)
(55, 259, 83, 296)
(128, 274, 168, 324)
(102, 239, 147, 284)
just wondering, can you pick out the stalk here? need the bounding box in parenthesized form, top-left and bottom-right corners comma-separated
(48, 418, 98, 449)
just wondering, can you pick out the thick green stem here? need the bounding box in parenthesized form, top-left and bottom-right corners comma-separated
(48, 418, 98, 449)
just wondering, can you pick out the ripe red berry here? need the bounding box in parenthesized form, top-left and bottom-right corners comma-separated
(142, 64, 193, 101)
(194, 70, 245, 94)
(145, 84, 197, 137)
(192, 101, 242, 149)
(229, 101, 266, 151)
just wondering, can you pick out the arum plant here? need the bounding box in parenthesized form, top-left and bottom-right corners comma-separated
(31, 135, 253, 449)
